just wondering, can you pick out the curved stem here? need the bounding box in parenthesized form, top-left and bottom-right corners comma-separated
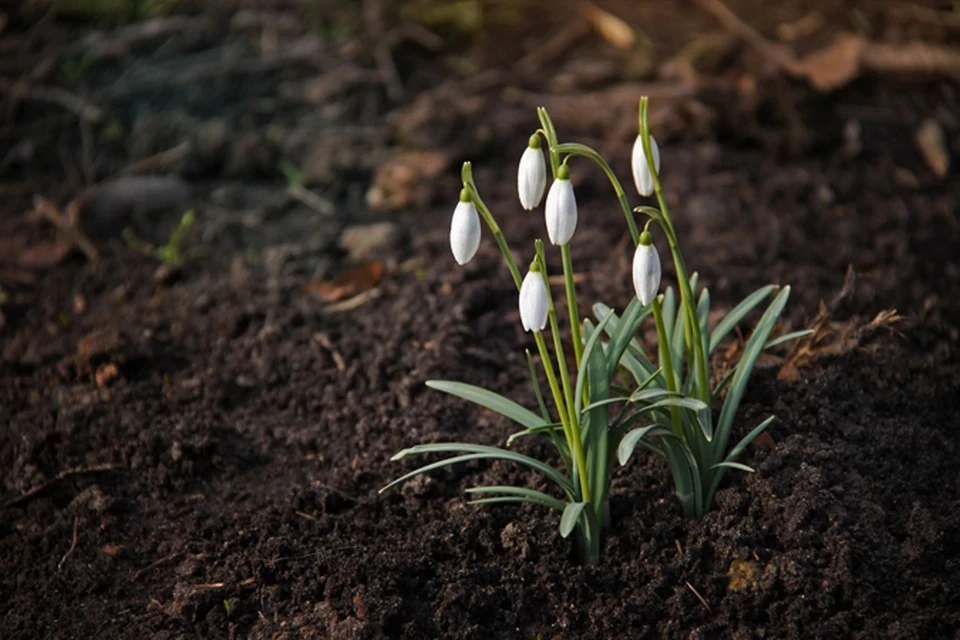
(652, 296, 683, 438)
(561, 244, 583, 365)
(638, 98, 710, 404)
(537, 111, 584, 368)
(461, 163, 522, 289)
(554, 142, 639, 246)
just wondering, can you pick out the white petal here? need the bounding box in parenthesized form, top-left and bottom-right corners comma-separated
(519, 270, 549, 332)
(544, 179, 578, 245)
(518, 146, 547, 210)
(631, 135, 660, 197)
(450, 201, 481, 265)
(632, 243, 661, 306)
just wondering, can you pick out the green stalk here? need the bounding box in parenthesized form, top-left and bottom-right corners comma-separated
(651, 296, 682, 438)
(461, 162, 522, 289)
(554, 142, 639, 246)
(534, 249, 589, 504)
(537, 111, 585, 367)
(638, 98, 710, 405)
(561, 244, 583, 365)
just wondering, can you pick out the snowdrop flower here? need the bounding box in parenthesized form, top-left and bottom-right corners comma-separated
(632, 230, 661, 306)
(519, 265, 549, 332)
(450, 188, 481, 265)
(518, 135, 547, 210)
(544, 164, 577, 246)
(631, 134, 660, 197)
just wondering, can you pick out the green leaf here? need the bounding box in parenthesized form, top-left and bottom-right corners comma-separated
(525, 349, 551, 423)
(573, 312, 614, 417)
(618, 424, 677, 465)
(708, 285, 777, 353)
(560, 502, 587, 538)
(426, 380, 545, 430)
(466, 486, 566, 511)
(580, 316, 612, 510)
(714, 287, 791, 464)
(603, 298, 653, 380)
(661, 286, 677, 343)
(384, 443, 574, 498)
(505, 422, 565, 447)
(469, 497, 560, 509)
(709, 461, 756, 473)
(764, 329, 814, 350)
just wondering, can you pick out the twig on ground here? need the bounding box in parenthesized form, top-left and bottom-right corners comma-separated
(685, 581, 711, 611)
(693, 0, 798, 72)
(0, 78, 105, 124)
(1, 463, 120, 510)
(133, 552, 184, 580)
(30, 196, 100, 264)
(117, 142, 193, 176)
(57, 516, 80, 570)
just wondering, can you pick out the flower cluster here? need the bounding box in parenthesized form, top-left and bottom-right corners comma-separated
(385, 98, 808, 564)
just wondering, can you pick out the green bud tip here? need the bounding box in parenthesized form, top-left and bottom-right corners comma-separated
(459, 187, 470, 202)
(557, 163, 571, 180)
(528, 134, 541, 149)
(639, 230, 653, 246)
(529, 259, 542, 273)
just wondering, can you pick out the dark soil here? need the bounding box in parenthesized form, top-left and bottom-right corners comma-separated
(2, 2, 959, 638)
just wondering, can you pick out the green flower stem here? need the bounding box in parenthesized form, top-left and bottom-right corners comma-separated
(561, 244, 583, 366)
(534, 252, 588, 503)
(554, 142, 640, 246)
(461, 162, 522, 289)
(651, 296, 683, 438)
(638, 98, 710, 404)
(537, 111, 585, 368)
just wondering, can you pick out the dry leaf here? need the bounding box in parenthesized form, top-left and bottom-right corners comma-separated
(304, 261, 385, 303)
(795, 33, 866, 92)
(578, 1, 635, 50)
(915, 118, 950, 178)
(15, 240, 72, 270)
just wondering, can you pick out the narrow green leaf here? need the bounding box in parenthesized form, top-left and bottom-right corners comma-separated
(525, 350, 551, 423)
(723, 415, 775, 465)
(573, 312, 614, 417)
(764, 329, 814, 350)
(505, 422, 565, 447)
(710, 461, 756, 473)
(560, 502, 587, 538)
(466, 486, 566, 511)
(661, 286, 677, 342)
(385, 443, 574, 497)
(603, 298, 653, 381)
(618, 424, 677, 465)
(708, 285, 777, 353)
(582, 315, 611, 510)
(426, 380, 544, 430)
(469, 497, 559, 509)
(714, 287, 791, 463)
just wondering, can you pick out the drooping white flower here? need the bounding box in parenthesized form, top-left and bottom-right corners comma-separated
(544, 164, 577, 246)
(518, 135, 547, 210)
(450, 190, 481, 265)
(519, 267, 549, 332)
(632, 231, 661, 306)
(631, 134, 660, 197)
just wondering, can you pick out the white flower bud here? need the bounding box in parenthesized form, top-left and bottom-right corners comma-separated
(544, 165, 577, 246)
(519, 268, 549, 332)
(631, 134, 660, 197)
(450, 191, 481, 265)
(518, 136, 547, 210)
(632, 231, 661, 306)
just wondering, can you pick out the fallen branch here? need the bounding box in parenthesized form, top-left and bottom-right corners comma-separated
(0, 78, 104, 124)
